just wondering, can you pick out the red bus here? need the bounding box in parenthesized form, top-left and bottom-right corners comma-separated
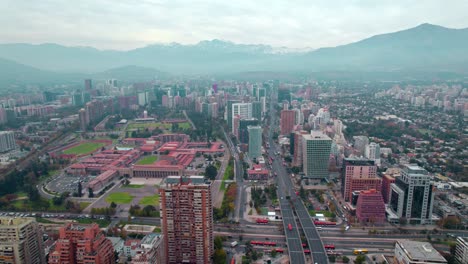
(302, 243, 308, 248)
(256, 218, 269, 224)
(264, 241, 277, 246)
(324, 244, 335, 250)
(288, 224, 292, 231)
(230, 257, 236, 264)
(304, 249, 311, 254)
(274, 248, 284, 253)
(314, 220, 337, 226)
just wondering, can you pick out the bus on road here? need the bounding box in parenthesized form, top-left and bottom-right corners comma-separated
(353, 249, 368, 255)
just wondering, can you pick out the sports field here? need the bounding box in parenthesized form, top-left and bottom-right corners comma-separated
(105, 192, 134, 204)
(139, 194, 160, 206)
(137, 156, 158, 165)
(63, 142, 105, 155)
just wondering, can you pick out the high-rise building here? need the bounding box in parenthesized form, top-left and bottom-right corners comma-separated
(79, 108, 88, 131)
(455, 237, 468, 264)
(356, 189, 386, 224)
(238, 118, 259, 144)
(342, 158, 381, 202)
(248, 126, 262, 159)
(0, 131, 16, 153)
(280, 110, 295, 135)
(231, 103, 252, 133)
(365, 142, 381, 165)
(0, 217, 45, 264)
(252, 101, 262, 121)
(292, 130, 309, 167)
(138, 91, 150, 106)
(302, 131, 332, 179)
(160, 176, 213, 264)
(353, 136, 369, 156)
(394, 240, 447, 264)
(389, 164, 434, 224)
(226, 100, 240, 130)
(48, 223, 114, 264)
(84, 79, 92, 90)
(278, 87, 291, 103)
(381, 174, 396, 204)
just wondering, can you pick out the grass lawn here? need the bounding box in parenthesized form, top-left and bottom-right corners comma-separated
(220, 162, 234, 191)
(124, 184, 145, 188)
(79, 202, 91, 211)
(75, 218, 111, 228)
(136, 156, 158, 165)
(127, 122, 171, 130)
(177, 122, 191, 130)
(106, 192, 134, 204)
(63, 142, 105, 155)
(139, 194, 160, 206)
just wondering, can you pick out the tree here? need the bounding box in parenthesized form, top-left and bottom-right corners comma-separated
(342, 256, 350, 263)
(354, 255, 366, 264)
(77, 181, 82, 197)
(88, 187, 94, 198)
(205, 165, 218, 180)
(110, 202, 117, 208)
(213, 249, 227, 264)
(214, 236, 224, 250)
(328, 255, 336, 263)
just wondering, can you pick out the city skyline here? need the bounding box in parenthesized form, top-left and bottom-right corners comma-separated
(1, 1, 468, 50)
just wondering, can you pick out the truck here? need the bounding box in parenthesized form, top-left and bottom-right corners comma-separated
(231, 241, 238, 247)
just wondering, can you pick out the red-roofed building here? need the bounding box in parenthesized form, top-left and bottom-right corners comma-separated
(247, 165, 270, 181)
(87, 170, 118, 192)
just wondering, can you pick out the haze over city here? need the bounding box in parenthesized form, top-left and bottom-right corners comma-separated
(2, 0, 468, 50)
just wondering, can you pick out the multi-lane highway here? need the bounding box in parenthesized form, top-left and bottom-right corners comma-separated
(267, 93, 329, 264)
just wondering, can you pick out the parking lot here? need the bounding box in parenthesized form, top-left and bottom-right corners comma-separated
(46, 172, 92, 195)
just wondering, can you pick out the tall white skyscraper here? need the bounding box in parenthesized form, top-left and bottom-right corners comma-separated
(231, 103, 252, 133)
(365, 142, 381, 165)
(302, 131, 332, 180)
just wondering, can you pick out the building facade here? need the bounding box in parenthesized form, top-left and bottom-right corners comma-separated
(0, 131, 16, 152)
(455, 237, 468, 264)
(342, 158, 380, 202)
(160, 176, 213, 264)
(381, 174, 396, 204)
(280, 110, 295, 135)
(247, 125, 262, 159)
(302, 132, 332, 180)
(0, 217, 45, 264)
(389, 164, 434, 224)
(48, 223, 114, 264)
(356, 189, 386, 224)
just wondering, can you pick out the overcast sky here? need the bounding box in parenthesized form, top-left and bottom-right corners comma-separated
(1, 0, 467, 50)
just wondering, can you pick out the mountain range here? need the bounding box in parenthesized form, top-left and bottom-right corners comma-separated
(0, 23, 467, 85)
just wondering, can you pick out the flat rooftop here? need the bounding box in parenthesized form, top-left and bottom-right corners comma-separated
(397, 240, 447, 263)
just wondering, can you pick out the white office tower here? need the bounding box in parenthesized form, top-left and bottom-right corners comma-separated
(455, 237, 468, 264)
(302, 131, 332, 180)
(138, 91, 150, 106)
(333, 119, 343, 136)
(365, 142, 381, 166)
(0, 131, 16, 152)
(294, 108, 304, 125)
(231, 103, 252, 133)
(353, 136, 369, 156)
(316, 108, 331, 124)
(247, 126, 262, 159)
(389, 164, 434, 224)
(260, 97, 267, 114)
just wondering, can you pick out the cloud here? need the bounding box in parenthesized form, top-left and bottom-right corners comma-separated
(0, 0, 467, 50)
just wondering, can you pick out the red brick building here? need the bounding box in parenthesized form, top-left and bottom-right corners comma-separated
(48, 223, 114, 264)
(280, 110, 295, 135)
(381, 174, 396, 204)
(160, 176, 213, 264)
(342, 158, 381, 202)
(356, 189, 386, 224)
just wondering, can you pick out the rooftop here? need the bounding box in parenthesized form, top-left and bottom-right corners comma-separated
(397, 240, 447, 263)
